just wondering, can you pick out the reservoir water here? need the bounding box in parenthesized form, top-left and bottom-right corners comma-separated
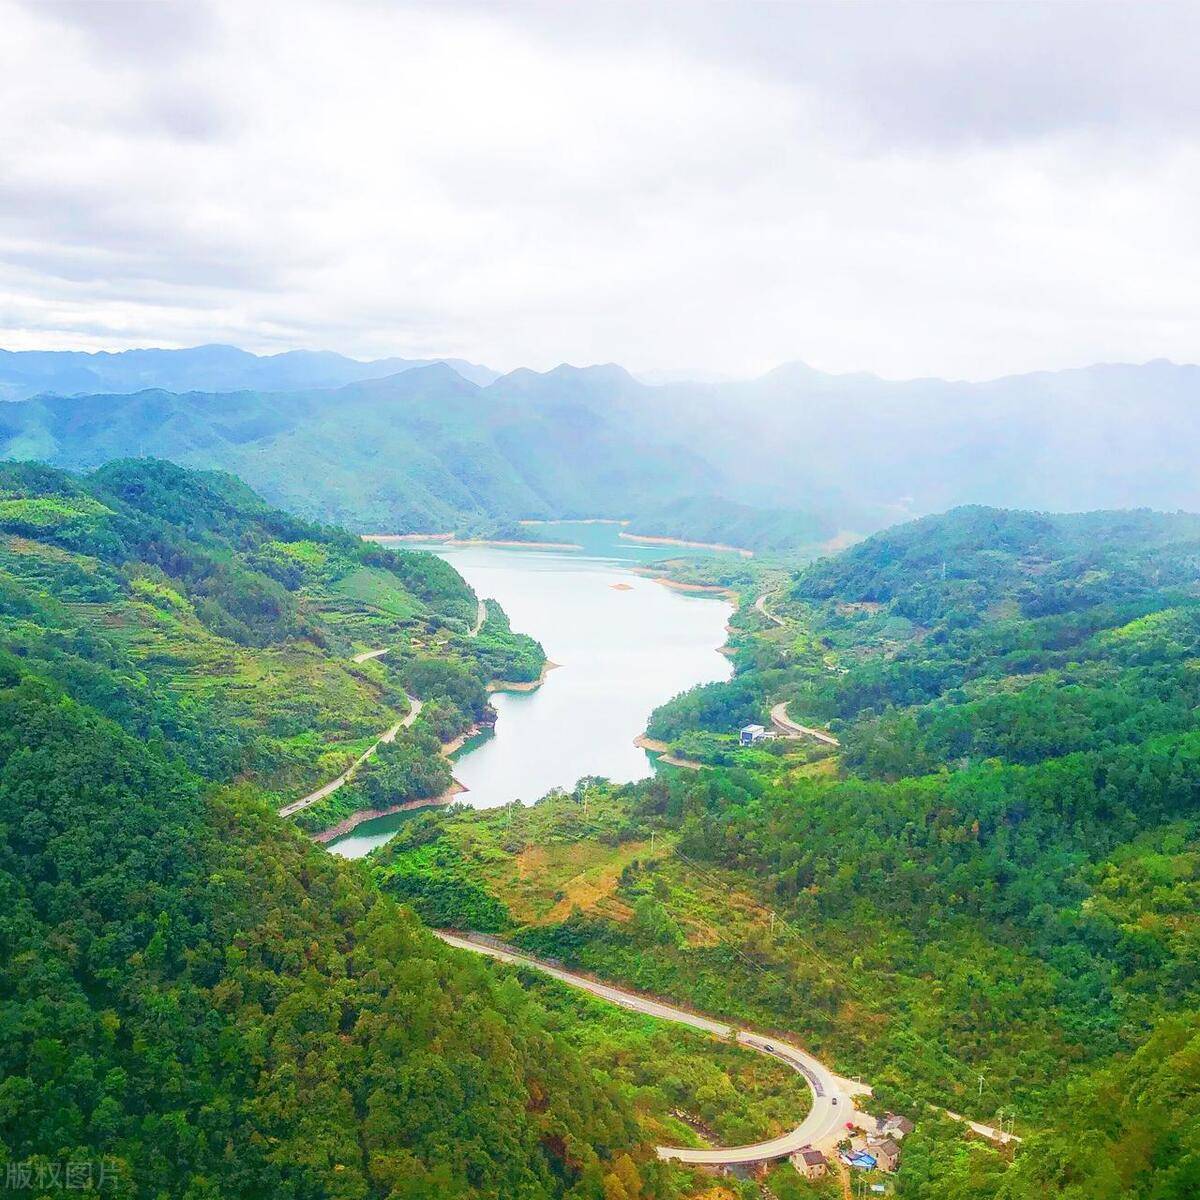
(328, 524, 734, 856)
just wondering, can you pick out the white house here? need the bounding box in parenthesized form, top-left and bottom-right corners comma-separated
(740, 724, 768, 746)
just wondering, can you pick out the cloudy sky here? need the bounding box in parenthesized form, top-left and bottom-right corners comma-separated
(1, 0, 1197, 379)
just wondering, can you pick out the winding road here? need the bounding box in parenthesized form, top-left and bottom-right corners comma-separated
(433, 930, 870, 1165)
(282, 598, 485, 820)
(277, 695, 423, 818)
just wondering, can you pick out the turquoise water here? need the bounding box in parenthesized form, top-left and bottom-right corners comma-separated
(327, 523, 734, 857)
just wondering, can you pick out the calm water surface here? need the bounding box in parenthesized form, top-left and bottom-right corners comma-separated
(328, 524, 734, 857)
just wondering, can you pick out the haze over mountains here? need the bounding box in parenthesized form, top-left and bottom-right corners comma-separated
(0, 343, 499, 401)
(1, 345, 1197, 547)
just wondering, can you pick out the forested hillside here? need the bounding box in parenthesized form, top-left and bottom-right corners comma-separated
(0, 457, 542, 808)
(613, 358, 1200, 524)
(0, 458, 706, 1198)
(12, 347, 1198, 549)
(0, 365, 721, 536)
(385, 504, 1200, 1199)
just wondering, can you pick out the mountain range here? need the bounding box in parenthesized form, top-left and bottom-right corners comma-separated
(2, 346, 1199, 548)
(0, 342, 499, 401)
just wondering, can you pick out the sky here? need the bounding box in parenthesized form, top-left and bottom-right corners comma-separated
(1, 0, 1198, 380)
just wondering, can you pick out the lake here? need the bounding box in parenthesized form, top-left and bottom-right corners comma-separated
(327, 523, 734, 857)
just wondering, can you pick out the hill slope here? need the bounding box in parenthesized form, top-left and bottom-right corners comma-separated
(389, 503, 1200, 1198)
(0, 365, 724, 535)
(0, 459, 687, 1198)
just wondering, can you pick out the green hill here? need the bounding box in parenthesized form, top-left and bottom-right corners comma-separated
(0, 458, 701, 1198)
(0, 364, 720, 535)
(391, 503, 1200, 1199)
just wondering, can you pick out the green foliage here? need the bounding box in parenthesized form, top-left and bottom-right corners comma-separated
(397, 504, 1200, 1199)
(400, 656, 489, 720)
(646, 677, 763, 741)
(0, 679, 674, 1198)
(469, 599, 548, 682)
(377, 842, 514, 932)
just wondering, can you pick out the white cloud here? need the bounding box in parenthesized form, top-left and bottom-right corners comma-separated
(1, 0, 1198, 379)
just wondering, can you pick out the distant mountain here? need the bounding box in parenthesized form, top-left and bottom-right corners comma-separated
(0, 363, 724, 534)
(0, 343, 500, 400)
(612, 358, 1200, 529)
(5, 347, 1199, 548)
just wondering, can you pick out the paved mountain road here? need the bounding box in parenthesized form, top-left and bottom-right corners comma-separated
(754, 592, 786, 627)
(770, 700, 840, 747)
(433, 930, 870, 1164)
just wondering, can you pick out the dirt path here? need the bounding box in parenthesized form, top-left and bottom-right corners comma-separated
(835, 1156, 852, 1200)
(351, 646, 390, 664)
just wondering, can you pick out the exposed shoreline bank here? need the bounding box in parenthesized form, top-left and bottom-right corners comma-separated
(361, 527, 755, 555)
(362, 533, 584, 551)
(312, 782, 466, 844)
(488, 660, 560, 693)
(635, 571, 740, 604)
(518, 518, 628, 527)
(619, 531, 754, 557)
(634, 733, 704, 771)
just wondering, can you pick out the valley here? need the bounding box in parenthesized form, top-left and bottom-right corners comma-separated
(2, 455, 1199, 1200)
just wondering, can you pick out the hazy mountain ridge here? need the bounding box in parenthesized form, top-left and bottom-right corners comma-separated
(0, 342, 500, 401)
(611, 357, 1200, 525)
(4, 347, 1199, 545)
(0, 364, 726, 535)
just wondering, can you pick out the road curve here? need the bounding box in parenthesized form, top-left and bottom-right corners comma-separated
(770, 700, 840, 747)
(754, 592, 786, 627)
(277, 696, 423, 818)
(433, 930, 869, 1164)
(351, 646, 391, 664)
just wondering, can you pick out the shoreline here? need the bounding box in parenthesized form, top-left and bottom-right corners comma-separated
(518, 517, 629, 527)
(619, 531, 754, 558)
(364, 533, 583, 551)
(488, 660, 560, 693)
(450, 538, 583, 550)
(634, 734, 705, 771)
(636, 572, 740, 604)
(441, 723, 487, 757)
(312, 782, 466, 844)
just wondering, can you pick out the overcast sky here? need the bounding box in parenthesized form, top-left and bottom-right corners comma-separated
(1, 0, 1198, 379)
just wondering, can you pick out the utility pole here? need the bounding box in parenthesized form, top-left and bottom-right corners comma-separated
(977, 1072, 986, 1101)
(769, 910, 777, 934)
